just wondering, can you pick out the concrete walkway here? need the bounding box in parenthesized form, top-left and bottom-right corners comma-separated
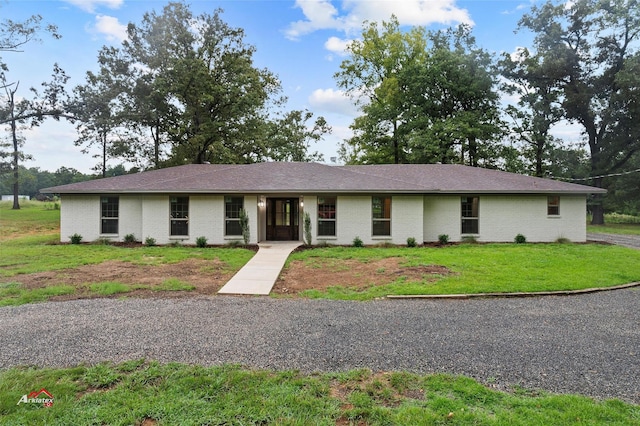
(218, 241, 302, 295)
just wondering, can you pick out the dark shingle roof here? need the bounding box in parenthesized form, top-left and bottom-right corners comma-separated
(41, 162, 605, 195)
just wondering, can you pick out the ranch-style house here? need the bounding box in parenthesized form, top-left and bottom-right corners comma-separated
(41, 162, 605, 245)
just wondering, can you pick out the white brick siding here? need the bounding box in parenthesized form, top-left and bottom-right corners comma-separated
(60, 193, 588, 245)
(423, 194, 587, 243)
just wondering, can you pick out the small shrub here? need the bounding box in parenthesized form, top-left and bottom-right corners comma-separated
(514, 234, 527, 244)
(407, 237, 417, 248)
(69, 233, 83, 244)
(95, 238, 111, 245)
(145, 237, 156, 247)
(555, 237, 571, 244)
(170, 240, 181, 247)
(196, 236, 208, 248)
(352, 236, 364, 248)
(123, 233, 137, 244)
(303, 212, 312, 246)
(438, 234, 449, 245)
(376, 240, 394, 248)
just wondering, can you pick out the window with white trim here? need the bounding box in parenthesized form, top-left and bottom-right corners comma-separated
(101, 196, 118, 234)
(372, 196, 391, 236)
(461, 197, 479, 234)
(225, 196, 243, 236)
(547, 196, 560, 216)
(318, 197, 336, 236)
(170, 196, 189, 236)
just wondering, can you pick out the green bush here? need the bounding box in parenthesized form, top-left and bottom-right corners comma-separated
(438, 234, 449, 245)
(196, 236, 208, 248)
(352, 236, 364, 248)
(144, 237, 156, 247)
(406, 237, 417, 247)
(69, 233, 82, 244)
(514, 234, 527, 244)
(123, 234, 137, 244)
(461, 235, 478, 244)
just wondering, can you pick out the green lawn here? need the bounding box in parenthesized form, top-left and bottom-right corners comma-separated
(0, 361, 637, 425)
(588, 223, 640, 235)
(286, 244, 640, 300)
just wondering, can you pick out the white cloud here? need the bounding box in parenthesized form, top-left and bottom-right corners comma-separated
(286, 0, 473, 40)
(324, 36, 353, 56)
(64, 0, 123, 14)
(93, 15, 128, 42)
(308, 88, 360, 117)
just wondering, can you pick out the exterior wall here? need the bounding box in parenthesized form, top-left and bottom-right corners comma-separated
(60, 195, 100, 242)
(423, 194, 587, 243)
(316, 195, 423, 245)
(59, 192, 587, 245)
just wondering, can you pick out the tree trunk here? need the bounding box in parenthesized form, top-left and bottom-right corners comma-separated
(590, 176, 605, 225)
(9, 88, 20, 210)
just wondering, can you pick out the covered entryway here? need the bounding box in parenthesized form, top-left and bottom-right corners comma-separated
(266, 198, 299, 241)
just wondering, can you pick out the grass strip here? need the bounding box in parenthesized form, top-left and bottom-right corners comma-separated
(0, 362, 637, 425)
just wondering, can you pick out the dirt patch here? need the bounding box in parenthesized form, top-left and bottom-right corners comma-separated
(273, 257, 451, 295)
(2, 259, 235, 301)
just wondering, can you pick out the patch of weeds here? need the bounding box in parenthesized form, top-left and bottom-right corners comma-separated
(89, 282, 132, 296)
(461, 235, 478, 244)
(83, 363, 122, 389)
(556, 237, 571, 243)
(94, 237, 112, 245)
(0, 284, 75, 306)
(156, 278, 195, 292)
(144, 237, 156, 247)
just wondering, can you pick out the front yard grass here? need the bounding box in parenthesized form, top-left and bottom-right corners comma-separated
(0, 361, 637, 425)
(283, 244, 640, 300)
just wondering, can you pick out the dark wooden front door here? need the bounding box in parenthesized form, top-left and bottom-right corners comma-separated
(266, 198, 299, 241)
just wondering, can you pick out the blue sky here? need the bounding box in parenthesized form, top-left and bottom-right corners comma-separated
(2, 0, 574, 174)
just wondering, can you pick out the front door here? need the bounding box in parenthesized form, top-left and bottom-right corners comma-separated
(266, 198, 299, 241)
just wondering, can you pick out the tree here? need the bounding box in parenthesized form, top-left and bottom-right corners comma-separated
(1, 13, 64, 209)
(498, 48, 565, 177)
(124, 2, 282, 165)
(335, 18, 503, 166)
(519, 0, 640, 224)
(265, 110, 330, 162)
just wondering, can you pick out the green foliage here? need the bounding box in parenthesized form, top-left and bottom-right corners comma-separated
(0, 363, 637, 425)
(195, 236, 208, 248)
(438, 234, 449, 244)
(123, 233, 137, 244)
(303, 211, 312, 246)
(406, 237, 417, 247)
(144, 237, 156, 247)
(239, 208, 250, 245)
(352, 236, 364, 248)
(0, 283, 75, 307)
(514, 234, 527, 244)
(156, 279, 195, 292)
(69, 233, 82, 244)
(461, 235, 478, 244)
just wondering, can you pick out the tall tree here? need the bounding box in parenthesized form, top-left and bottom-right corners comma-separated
(519, 0, 640, 224)
(336, 18, 502, 166)
(265, 110, 330, 162)
(0, 13, 63, 209)
(498, 48, 565, 177)
(124, 2, 282, 165)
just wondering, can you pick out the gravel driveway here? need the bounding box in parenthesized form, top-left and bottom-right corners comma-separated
(1, 290, 639, 404)
(588, 232, 640, 249)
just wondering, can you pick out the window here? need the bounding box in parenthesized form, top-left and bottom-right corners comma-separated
(318, 197, 336, 236)
(372, 196, 391, 236)
(101, 196, 118, 234)
(170, 196, 189, 236)
(461, 197, 479, 234)
(547, 196, 560, 216)
(225, 196, 243, 236)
